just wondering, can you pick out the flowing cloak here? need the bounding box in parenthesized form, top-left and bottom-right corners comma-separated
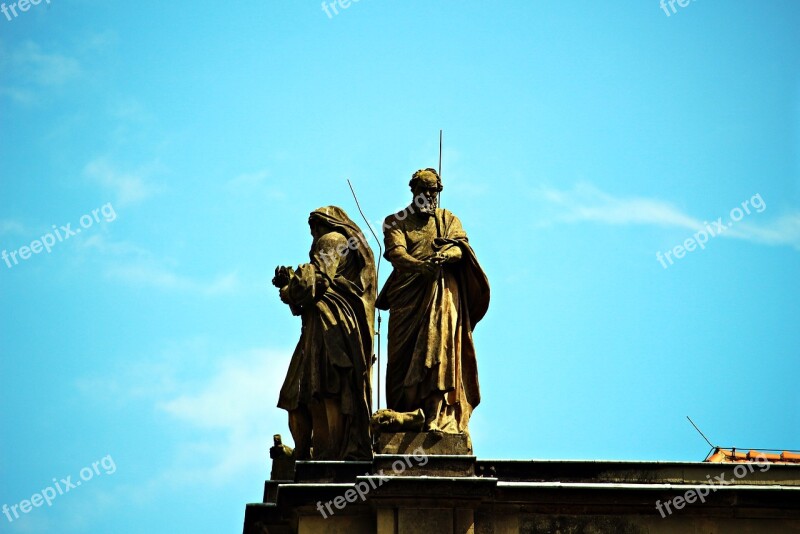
(376, 207, 489, 432)
(278, 206, 376, 459)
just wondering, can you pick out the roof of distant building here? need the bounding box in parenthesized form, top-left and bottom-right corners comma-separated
(704, 447, 800, 464)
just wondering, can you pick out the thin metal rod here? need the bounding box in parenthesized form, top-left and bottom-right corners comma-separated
(438, 129, 442, 178)
(346, 179, 382, 411)
(687, 416, 716, 449)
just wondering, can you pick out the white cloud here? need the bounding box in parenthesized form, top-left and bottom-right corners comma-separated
(110, 98, 155, 124)
(79, 30, 119, 53)
(84, 158, 163, 206)
(226, 168, 284, 199)
(534, 182, 701, 230)
(19, 43, 81, 86)
(0, 86, 36, 104)
(79, 234, 151, 259)
(534, 182, 800, 250)
(77, 341, 291, 490)
(227, 169, 269, 189)
(4, 40, 81, 87)
(157, 348, 289, 484)
(78, 234, 244, 295)
(731, 213, 800, 250)
(0, 220, 25, 235)
(105, 263, 240, 296)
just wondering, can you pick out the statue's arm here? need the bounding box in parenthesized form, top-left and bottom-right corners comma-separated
(432, 211, 466, 264)
(311, 232, 348, 278)
(383, 217, 438, 276)
(385, 246, 423, 270)
(272, 233, 348, 315)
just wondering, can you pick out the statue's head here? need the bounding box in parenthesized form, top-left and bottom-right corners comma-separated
(409, 168, 441, 216)
(308, 216, 333, 241)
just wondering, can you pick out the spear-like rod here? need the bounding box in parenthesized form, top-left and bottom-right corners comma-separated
(435, 129, 443, 238)
(346, 179, 382, 411)
(438, 129, 443, 179)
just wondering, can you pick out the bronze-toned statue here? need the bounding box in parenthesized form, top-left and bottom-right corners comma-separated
(272, 206, 376, 460)
(377, 168, 489, 434)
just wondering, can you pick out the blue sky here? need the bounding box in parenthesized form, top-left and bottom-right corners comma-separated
(1, 0, 798, 532)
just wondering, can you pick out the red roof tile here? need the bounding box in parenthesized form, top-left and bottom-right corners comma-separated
(704, 448, 800, 464)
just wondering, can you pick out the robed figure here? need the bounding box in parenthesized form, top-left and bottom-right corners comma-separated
(272, 206, 376, 460)
(377, 169, 489, 434)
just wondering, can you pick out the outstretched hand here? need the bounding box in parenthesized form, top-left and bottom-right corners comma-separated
(272, 266, 293, 288)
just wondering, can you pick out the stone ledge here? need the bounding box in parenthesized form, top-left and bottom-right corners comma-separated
(294, 460, 373, 483)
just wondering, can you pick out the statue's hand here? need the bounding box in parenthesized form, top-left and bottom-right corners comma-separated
(412, 259, 440, 278)
(279, 285, 291, 304)
(430, 253, 448, 265)
(272, 266, 293, 288)
(431, 245, 462, 265)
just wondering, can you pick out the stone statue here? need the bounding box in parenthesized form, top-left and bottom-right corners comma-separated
(272, 206, 376, 460)
(377, 168, 489, 434)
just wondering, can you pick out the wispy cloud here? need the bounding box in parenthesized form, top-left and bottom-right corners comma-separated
(11, 40, 82, 86)
(105, 263, 240, 296)
(80, 234, 151, 259)
(226, 168, 284, 199)
(0, 41, 81, 102)
(78, 30, 119, 53)
(79, 235, 243, 295)
(227, 169, 269, 189)
(533, 182, 800, 250)
(0, 86, 36, 104)
(157, 348, 288, 484)
(534, 183, 700, 229)
(77, 342, 288, 496)
(0, 220, 25, 235)
(84, 158, 163, 207)
(110, 98, 156, 125)
(733, 213, 800, 250)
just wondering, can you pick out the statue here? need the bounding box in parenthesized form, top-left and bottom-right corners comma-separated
(377, 168, 489, 434)
(272, 206, 376, 460)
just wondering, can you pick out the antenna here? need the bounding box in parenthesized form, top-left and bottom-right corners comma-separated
(686, 416, 800, 461)
(438, 129, 443, 206)
(686, 416, 716, 449)
(438, 129, 442, 177)
(346, 179, 382, 411)
(687, 415, 717, 461)
(434, 130, 443, 239)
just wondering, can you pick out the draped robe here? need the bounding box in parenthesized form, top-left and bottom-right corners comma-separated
(277, 207, 375, 460)
(376, 207, 489, 433)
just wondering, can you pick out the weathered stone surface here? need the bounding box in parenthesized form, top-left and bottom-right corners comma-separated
(294, 460, 372, 484)
(371, 408, 424, 433)
(376, 431, 472, 455)
(374, 454, 476, 478)
(398, 508, 453, 534)
(270, 434, 296, 481)
(377, 168, 489, 435)
(244, 459, 800, 534)
(297, 514, 373, 534)
(272, 206, 376, 461)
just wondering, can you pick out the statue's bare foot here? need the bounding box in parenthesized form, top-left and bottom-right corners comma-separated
(371, 408, 425, 432)
(424, 421, 442, 432)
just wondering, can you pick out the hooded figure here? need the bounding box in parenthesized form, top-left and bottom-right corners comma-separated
(377, 169, 489, 434)
(274, 206, 376, 460)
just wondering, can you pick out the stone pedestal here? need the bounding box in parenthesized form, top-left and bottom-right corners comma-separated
(376, 431, 472, 455)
